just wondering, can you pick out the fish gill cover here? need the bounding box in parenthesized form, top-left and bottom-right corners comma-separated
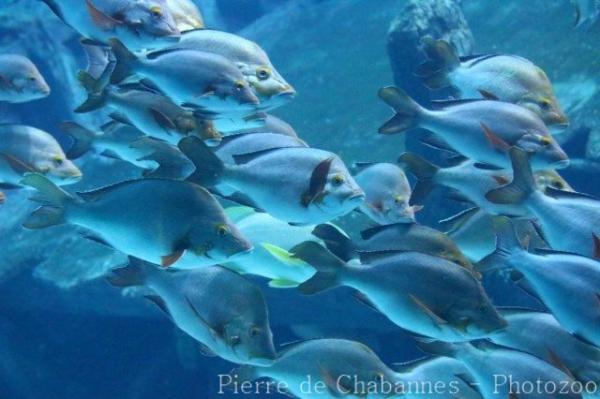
(0, 0, 599, 398)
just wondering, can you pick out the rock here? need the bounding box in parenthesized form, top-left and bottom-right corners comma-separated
(386, 0, 474, 104)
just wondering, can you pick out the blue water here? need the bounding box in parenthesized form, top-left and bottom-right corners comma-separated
(1, 0, 599, 398)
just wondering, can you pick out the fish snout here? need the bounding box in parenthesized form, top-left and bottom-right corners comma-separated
(346, 189, 366, 204)
(547, 110, 569, 127)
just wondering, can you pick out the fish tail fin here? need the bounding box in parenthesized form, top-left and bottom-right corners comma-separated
(74, 69, 109, 113)
(20, 173, 73, 229)
(108, 38, 138, 83)
(477, 217, 524, 274)
(311, 223, 356, 262)
(398, 152, 439, 204)
(415, 37, 460, 90)
(60, 121, 97, 159)
(178, 136, 225, 187)
(486, 147, 536, 205)
(106, 257, 150, 287)
(292, 241, 347, 295)
(378, 86, 425, 135)
(414, 337, 460, 358)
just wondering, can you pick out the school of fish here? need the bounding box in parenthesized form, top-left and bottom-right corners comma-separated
(2, 1, 600, 398)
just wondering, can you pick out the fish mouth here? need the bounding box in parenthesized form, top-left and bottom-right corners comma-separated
(345, 191, 366, 204)
(552, 158, 570, 169)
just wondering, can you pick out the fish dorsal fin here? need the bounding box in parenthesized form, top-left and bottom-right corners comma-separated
(76, 179, 143, 202)
(544, 186, 599, 201)
(391, 356, 432, 373)
(360, 222, 413, 240)
(533, 248, 580, 257)
(459, 53, 501, 65)
(232, 147, 286, 165)
(438, 207, 480, 234)
(352, 161, 377, 172)
(429, 98, 487, 109)
(301, 157, 335, 207)
(357, 249, 408, 264)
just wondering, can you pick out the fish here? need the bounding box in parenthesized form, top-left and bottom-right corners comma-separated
(75, 66, 222, 145)
(39, 0, 180, 51)
(478, 219, 600, 348)
(108, 39, 259, 113)
(0, 55, 50, 103)
(417, 340, 582, 399)
(311, 221, 476, 274)
(107, 259, 276, 366)
(61, 121, 194, 179)
(0, 124, 81, 190)
(21, 174, 252, 268)
(486, 147, 600, 257)
(490, 308, 600, 386)
(440, 208, 548, 262)
(179, 137, 364, 225)
(164, 0, 204, 32)
(400, 152, 572, 216)
(416, 37, 567, 126)
(220, 207, 319, 288)
(572, 0, 600, 28)
(145, 29, 295, 111)
(293, 242, 505, 341)
(377, 86, 569, 170)
(353, 162, 422, 224)
(393, 356, 482, 399)
(230, 338, 403, 398)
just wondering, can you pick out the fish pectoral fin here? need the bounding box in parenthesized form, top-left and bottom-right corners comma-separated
(268, 279, 299, 288)
(184, 295, 222, 342)
(318, 364, 345, 397)
(80, 232, 115, 249)
(480, 122, 510, 152)
(409, 294, 448, 327)
(108, 112, 134, 126)
(0, 153, 36, 174)
(546, 348, 576, 380)
(149, 108, 176, 132)
(161, 249, 185, 268)
(198, 344, 217, 357)
(85, 0, 123, 31)
(144, 294, 172, 320)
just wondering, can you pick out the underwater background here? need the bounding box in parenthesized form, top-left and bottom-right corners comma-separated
(0, 0, 599, 398)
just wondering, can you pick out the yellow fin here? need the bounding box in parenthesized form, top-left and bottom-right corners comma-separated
(261, 243, 308, 267)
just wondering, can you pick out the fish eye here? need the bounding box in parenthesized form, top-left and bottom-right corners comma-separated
(234, 80, 246, 90)
(28, 76, 37, 82)
(539, 99, 552, 109)
(229, 335, 241, 346)
(552, 180, 564, 189)
(52, 156, 64, 166)
(249, 326, 261, 337)
(394, 195, 405, 204)
(256, 67, 271, 81)
(150, 6, 163, 17)
(331, 174, 345, 186)
(538, 135, 553, 146)
(215, 223, 229, 236)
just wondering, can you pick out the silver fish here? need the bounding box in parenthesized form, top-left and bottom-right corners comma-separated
(479, 219, 600, 348)
(108, 260, 276, 366)
(179, 137, 364, 225)
(164, 0, 203, 31)
(293, 242, 505, 341)
(416, 38, 567, 126)
(146, 29, 295, 110)
(40, 0, 180, 51)
(61, 121, 193, 179)
(21, 174, 252, 268)
(230, 338, 403, 399)
(487, 147, 600, 257)
(401, 152, 572, 216)
(353, 162, 422, 224)
(378, 86, 568, 170)
(0, 55, 50, 103)
(75, 67, 222, 145)
(0, 124, 81, 189)
(109, 39, 259, 113)
(490, 308, 600, 386)
(417, 340, 582, 399)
